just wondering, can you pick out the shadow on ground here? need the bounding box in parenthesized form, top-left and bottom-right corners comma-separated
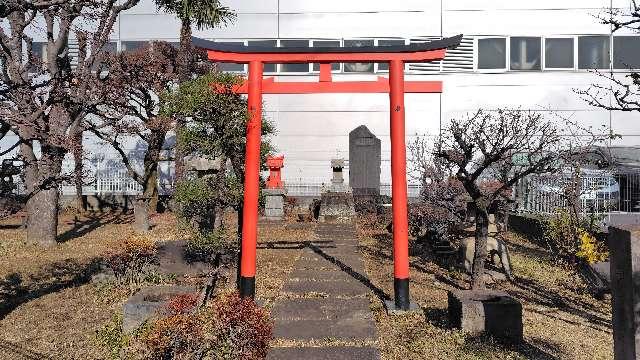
(0, 259, 99, 320)
(258, 238, 393, 302)
(464, 334, 566, 360)
(0, 339, 54, 360)
(57, 212, 133, 243)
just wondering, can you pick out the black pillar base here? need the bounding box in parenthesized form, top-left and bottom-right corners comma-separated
(239, 276, 255, 299)
(394, 278, 410, 310)
(385, 278, 420, 315)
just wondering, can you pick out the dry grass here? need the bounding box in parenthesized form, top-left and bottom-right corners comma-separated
(357, 224, 613, 360)
(0, 212, 314, 359)
(0, 211, 175, 359)
(0, 210, 614, 359)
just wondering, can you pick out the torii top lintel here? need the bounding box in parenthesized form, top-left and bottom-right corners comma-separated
(192, 35, 463, 94)
(192, 35, 462, 64)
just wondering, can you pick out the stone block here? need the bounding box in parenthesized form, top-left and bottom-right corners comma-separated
(448, 289, 523, 342)
(122, 285, 203, 333)
(319, 191, 356, 224)
(609, 225, 640, 360)
(264, 188, 286, 220)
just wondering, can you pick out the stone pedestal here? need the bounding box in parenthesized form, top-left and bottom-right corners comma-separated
(264, 188, 286, 221)
(609, 225, 640, 360)
(319, 158, 356, 223)
(448, 289, 523, 342)
(122, 285, 204, 333)
(319, 191, 356, 224)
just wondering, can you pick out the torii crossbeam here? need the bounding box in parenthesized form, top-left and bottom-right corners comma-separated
(193, 35, 462, 312)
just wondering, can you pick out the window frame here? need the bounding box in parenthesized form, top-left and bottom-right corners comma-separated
(577, 35, 612, 71)
(542, 36, 577, 71)
(475, 36, 508, 73)
(612, 35, 640, 72)
(509, 36, 542, 72)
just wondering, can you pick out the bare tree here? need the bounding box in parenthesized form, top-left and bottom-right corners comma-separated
(0, 0, 142, 245)
(435, 109, 603, 289)
(88, 42, 213, 230)
(579, 2, 640, 114)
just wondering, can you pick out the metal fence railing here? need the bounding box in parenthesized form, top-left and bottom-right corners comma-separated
(515, 169, 640, 215)
(284, 182, 423, 198)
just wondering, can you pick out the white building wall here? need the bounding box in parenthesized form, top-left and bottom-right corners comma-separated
(3, 0, 638, 188)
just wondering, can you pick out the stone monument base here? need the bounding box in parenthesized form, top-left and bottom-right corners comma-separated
(123, 285, 205, 333)
(263, 188, 286, 221)
(319, 191, 356, 224)
(448, 289, 523, 342)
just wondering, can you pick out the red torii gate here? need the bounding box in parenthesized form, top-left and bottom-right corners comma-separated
(193, 35, 462, 311)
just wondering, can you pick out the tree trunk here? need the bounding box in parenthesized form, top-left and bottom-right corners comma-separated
(24, 145, 65, 246)
(133, 196, 150, 233)
(71, 128, 86, 213)
(471, 203, 490, 290)
(26, 187, 60, 246)
(142, 128, 168, 216)
(174, 19, 193, 184)
(20, 142, 37, 230)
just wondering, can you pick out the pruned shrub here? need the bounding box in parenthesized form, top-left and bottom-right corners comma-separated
(543, 209, 608, 264)
(576, 230, 609, 264)
(355, 195, 392, 232)
(105, 233, 158, 287)
(141, 292, 272, 360)
(409, 177, 467, 245)
(184, 229, 227, 264)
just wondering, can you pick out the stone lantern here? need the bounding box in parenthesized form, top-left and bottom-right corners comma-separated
(263, 155, 286, 221)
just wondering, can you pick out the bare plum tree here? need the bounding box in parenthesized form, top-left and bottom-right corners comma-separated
(435, 109, 603, 289)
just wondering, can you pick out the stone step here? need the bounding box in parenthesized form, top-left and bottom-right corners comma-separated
(289, 269, 355, 282)
(271, 298, 373, 321)
(273, 318, 377, 341)
(282, 279, 369, 297)
(268, 346, 380, 360)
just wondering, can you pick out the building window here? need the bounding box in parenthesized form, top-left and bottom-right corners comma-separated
(545, 38, 574, 69)
(280, 40, 310, 73)
(377, 39, 406, 71)
(216, 41, 245, 72)
(510, 37, 541, 71)
(312, 40, 341, 71)
(247, 40, 277, 72)
(344, 39, 374, 73)
(121, 41, 148, 52)
(477, 38, 506, 70)
(614, 36, 640, 69)
(578, 36, 610, 69)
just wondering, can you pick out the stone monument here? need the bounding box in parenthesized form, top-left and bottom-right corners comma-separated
(609, 225, 640, 359)
(448, 289, 523, 342)
(263, 155, 286, 221)
(349, 125, 381, 196)
(319, 158, 356, 223)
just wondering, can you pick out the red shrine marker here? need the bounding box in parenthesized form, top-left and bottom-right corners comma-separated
(194, 35, 462, 312)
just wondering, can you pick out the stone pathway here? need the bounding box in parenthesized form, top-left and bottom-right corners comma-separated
(268, 223, 380, 360)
